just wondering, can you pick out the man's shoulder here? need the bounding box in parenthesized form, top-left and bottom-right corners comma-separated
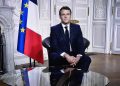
(70, 23, 80, 27)
(70, 23, 81, 30)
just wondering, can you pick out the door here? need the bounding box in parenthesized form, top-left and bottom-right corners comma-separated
(92, 0, 108, 53)
(112, 0, 120, 54)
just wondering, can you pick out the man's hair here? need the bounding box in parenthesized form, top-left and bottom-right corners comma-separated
(59, 6, 72, 15)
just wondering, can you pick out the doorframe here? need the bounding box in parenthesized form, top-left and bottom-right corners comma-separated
(50, 0, 55, 26)
(105, 0, 112, 54)
(87, 0, 93, 52)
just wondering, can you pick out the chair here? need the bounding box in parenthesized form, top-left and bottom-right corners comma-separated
(42, 37, 90, 53)
(42, 37, 90, 67)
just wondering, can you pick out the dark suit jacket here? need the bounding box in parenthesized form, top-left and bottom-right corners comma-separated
(50, 23, 85, 66)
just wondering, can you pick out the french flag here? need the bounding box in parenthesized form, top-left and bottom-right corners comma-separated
(21, 68, 41, 86)
(17, 0, 44, 64)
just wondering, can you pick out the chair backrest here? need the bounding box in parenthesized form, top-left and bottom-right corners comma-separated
(42, 37, 50, 50)
(42, 37, 90, 52)
(83, 37, 90, 51)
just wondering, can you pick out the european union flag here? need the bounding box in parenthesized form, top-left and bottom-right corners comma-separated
(17, 0, 29, 53)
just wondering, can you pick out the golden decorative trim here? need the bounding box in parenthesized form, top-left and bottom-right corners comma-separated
(70, 20, 79, 24)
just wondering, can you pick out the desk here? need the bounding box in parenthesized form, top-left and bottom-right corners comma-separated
(0, 67, 109, 86)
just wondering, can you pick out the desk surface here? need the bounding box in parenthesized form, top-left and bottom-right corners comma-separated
(0, 67, 109, 86)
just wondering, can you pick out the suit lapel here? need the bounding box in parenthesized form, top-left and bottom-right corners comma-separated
(58, 23, 65, 39)
(70, 23, 74, 45)
(58, 23, 67, 44)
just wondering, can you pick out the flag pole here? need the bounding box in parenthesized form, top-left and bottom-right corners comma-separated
(34, 60, 35, 67)
(29, 58, 32, 67)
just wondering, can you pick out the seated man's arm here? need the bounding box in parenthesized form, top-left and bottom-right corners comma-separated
(50, 27, 63, 55)
(70, 25, 85, 66)
(76, 25, 85, 56)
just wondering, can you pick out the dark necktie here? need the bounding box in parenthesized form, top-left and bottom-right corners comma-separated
(65, 26, 70, 52)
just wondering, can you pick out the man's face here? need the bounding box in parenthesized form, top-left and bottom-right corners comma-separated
(60, 10, 71, 24)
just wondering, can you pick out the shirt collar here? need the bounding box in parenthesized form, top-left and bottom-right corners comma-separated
(61, 23, 70, 29)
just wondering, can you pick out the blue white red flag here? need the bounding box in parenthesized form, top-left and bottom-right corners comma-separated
(17, 0, 44, 64)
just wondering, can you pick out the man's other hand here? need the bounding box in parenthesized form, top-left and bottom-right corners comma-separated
(70, 56, 81, 67)
(64, 53, 76, 64)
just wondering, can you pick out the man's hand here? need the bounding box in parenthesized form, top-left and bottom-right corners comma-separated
(64, 53, 76, 64)
(70, 56, 81, 67)
(75, 56, 81, 64)
(64, 53, 82, 67)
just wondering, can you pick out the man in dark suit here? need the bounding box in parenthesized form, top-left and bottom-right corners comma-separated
(49, 6, 91, 86)
(50, 6, 91, 73)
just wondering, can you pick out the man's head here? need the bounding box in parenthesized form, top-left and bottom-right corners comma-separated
(59, 6, 71, 24)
